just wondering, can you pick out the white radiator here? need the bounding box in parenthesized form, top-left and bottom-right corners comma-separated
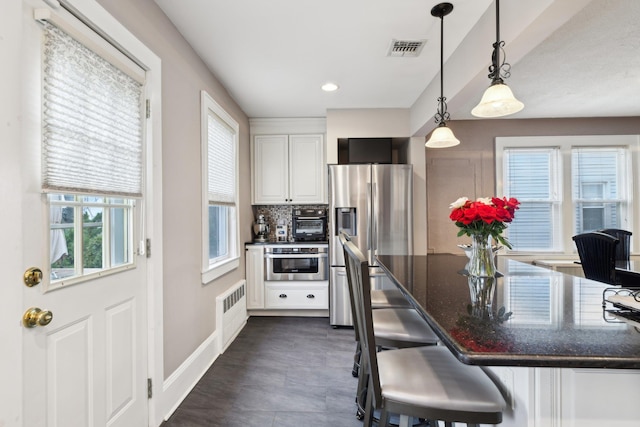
(216, 280, 248, 352)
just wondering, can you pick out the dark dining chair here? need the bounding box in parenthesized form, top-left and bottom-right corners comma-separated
(572, 231, 619, 285)
(343, 238, 505, 427)
(599, 228, 632, 262)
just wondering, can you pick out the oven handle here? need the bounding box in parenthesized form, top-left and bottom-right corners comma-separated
(264, 253, 328, 259)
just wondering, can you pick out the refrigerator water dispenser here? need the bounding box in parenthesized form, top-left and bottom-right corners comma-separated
(335, 207, 357, 236)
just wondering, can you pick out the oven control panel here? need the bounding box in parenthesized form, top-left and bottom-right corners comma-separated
(265, 246, 327, 255)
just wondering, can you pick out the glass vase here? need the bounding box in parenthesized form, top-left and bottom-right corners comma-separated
(467, 275, 496, 320)
(467, 233, 497, 278)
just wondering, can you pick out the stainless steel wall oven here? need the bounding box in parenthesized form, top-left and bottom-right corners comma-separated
(292, 209, 327, 241)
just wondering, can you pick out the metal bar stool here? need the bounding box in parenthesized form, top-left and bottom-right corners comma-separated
(339, 232, 438, 420)
(344, 239, 506, 427)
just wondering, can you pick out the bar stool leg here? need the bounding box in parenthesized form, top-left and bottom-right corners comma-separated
(352, 341, 361, 377)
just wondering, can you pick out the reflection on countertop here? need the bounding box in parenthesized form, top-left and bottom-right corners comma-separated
(377, 254, 640, 369)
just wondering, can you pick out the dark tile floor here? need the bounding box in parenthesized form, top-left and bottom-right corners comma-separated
(161, 316, 364, 427)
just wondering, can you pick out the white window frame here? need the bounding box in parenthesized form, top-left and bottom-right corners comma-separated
(47, 194, 136, 291)
(496, 135, 639, 255)
(201, 91, 240, 283)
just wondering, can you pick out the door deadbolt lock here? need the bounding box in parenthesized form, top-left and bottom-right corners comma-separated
(24, 267, 43, 287)
(23, 307, 53, 328)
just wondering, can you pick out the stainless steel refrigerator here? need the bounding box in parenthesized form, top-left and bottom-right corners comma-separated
(328, 164, 413, 326)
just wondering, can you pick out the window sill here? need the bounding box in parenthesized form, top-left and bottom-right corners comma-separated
(202, 256, 239, 285)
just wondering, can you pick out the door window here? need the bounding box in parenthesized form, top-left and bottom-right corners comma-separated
(49, 194, 134, 288)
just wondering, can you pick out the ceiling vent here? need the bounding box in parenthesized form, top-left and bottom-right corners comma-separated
(387, 39, 427, 57)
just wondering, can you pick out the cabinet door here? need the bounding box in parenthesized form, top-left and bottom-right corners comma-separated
(253, 135, 289, 204)
(245, 246, 265, 309)
(289, 134, 326, 203)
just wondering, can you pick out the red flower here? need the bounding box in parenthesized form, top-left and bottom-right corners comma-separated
(476, 203, 498, 223)
(449, 196, 520, 249)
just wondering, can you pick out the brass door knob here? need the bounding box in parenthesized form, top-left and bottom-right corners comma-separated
(24, 267, 43, 287)
(23, 307, 53, 328)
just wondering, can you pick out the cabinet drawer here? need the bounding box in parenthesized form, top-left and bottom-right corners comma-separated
(265, 282, 328, 309)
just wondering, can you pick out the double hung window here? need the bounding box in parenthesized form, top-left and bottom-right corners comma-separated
(201, 91, 240, 283)
(572, 147, 627, 232)
(40, 10, 145, 285)
(497, 136, 636, 254)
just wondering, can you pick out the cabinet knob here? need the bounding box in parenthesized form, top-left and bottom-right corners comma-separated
(306, 294, 315, 299)
(279, 293, 287, 298)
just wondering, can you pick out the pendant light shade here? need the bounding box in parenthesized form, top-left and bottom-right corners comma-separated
(425, 124, 460, 148)
(472, 0, 523, 118)
(425, 3, 459, 149)
(471, 83, 524, 118)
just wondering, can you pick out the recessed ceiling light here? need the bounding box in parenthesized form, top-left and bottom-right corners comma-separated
(321, 82, 339, 92)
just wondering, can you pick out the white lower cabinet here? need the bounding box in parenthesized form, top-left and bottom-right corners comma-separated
(245, 245, 265, 309)
(480, 366, 640, 427)
(265, 281, 328, 309)
(246, 244, 329, 312)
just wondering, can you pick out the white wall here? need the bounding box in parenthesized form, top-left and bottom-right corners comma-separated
(326, 108, 410, 164)
(96, 0, 252, 380)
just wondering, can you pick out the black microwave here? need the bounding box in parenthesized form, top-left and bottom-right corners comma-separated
(292, 209, 327, 241)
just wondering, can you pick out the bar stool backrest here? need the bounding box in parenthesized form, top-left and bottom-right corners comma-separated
(339, 231, 359, 342)
(343, 238, 384, 410)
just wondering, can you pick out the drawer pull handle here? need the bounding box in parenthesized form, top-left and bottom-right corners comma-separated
(279, 294, 287, 299)
(306, 294, 315, 299)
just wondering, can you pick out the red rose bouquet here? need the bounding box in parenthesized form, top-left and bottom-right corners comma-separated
(449, 196, 520, 249)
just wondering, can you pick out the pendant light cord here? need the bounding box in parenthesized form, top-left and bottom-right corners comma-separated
(439, 12, 444, 103)
(429, 3, 454, 127)
(435, 8, 449, 125)
(494, 0, 500, 73)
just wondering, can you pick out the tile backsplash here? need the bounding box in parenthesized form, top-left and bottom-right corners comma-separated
(252, 204, 328, 242)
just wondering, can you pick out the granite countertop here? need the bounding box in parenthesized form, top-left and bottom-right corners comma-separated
(377, 254, 640, 369)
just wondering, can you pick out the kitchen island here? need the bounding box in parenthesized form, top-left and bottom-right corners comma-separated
(377, 254, 640, 427)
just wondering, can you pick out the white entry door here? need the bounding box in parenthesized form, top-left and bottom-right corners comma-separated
(21, 235, 148, 427)
(17, 1, 152, 425)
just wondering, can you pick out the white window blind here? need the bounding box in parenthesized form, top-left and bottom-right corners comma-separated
(42, 22, 144, 197)
(503, 147, 561, 250)
(572, 147, 626, 233)
(207, 112, 236, 205)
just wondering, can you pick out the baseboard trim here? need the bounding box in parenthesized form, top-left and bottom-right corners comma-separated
(160, 329, 220, 421)
(247, 309, 329, 317)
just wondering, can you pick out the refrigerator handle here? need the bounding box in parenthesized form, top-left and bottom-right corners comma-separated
(367, 182, 372, 252)
(371, 182, 378, 257)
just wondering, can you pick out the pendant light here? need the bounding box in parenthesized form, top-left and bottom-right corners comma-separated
(471, 0, 524, 118)
(425, 2, 460, 148)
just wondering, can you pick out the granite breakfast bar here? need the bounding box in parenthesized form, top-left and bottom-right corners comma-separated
(377, 254, 640, 427)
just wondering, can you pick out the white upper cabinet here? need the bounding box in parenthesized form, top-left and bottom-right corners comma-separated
(288, 134, 325, 203)
(250, 118, 327, 205)
(253, 135, 290, 203)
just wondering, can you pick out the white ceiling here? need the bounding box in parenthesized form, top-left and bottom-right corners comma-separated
(154, 0, 640, 135)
